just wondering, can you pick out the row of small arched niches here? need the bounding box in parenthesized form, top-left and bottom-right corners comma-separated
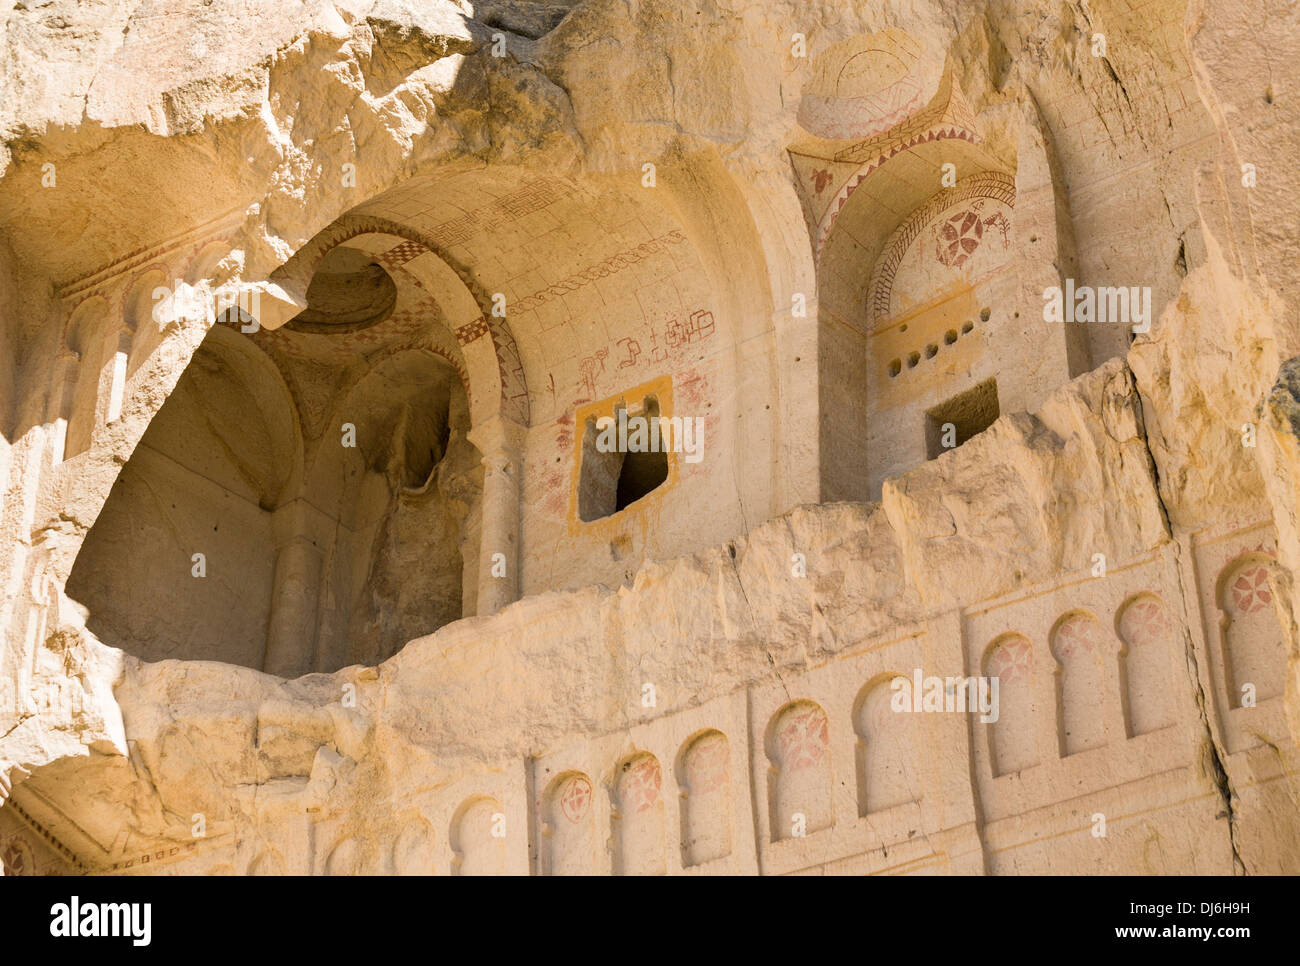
(974, 573, 1285, 777)
(536, 693, 937, 863)
(496, 571, 1288, 870)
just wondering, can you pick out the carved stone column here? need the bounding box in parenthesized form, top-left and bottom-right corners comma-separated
(466, 415, 528, 617)
(263, 501, 326, 678)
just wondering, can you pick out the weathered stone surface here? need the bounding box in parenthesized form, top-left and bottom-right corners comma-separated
(0, 0, 1296, 875)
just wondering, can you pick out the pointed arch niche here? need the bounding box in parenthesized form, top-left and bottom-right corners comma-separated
(800, 40, 1084, 500)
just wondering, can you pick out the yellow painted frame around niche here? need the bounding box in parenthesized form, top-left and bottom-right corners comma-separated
(567, 374, 678, 534)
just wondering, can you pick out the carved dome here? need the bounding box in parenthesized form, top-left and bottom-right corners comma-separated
(286, 245, 397, 333)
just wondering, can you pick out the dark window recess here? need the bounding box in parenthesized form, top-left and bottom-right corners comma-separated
(925, 378, 999, 459)
(578, 396, 668, 522)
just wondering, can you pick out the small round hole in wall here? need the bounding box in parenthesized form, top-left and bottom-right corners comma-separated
(961, 321, 974, 334)
(944, 330, 958, 345)
(888, 358, 902, 377)
(907, 351, 920, 368)
(924, 343, 938, 359)
(980, 307, 991, 322)
(900, 324, 908, 333)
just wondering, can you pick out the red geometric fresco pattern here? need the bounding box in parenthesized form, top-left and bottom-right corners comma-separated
(930, 204, 1008, 270)
(1230, 566, 1273, 614)
(618, 758, 663, 814)
(455, 316, 490, 345)
(798, 78, 924, 141)
(776, 705, 830, 771)
(814, 125, 980, 260)
(866, 174, 1015, 322)
(378, 241, 425, 267)
(1054, 616, 1099, 661)
(1119, 596, 1170, 648)
(986, 636, 1033, 685)
(936, 208, 985, 267)
(425, 177, 575, 249)
(685, 734, 729, 794)
(559, 775, 593, 824)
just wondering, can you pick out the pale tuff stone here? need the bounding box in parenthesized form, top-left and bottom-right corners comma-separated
(0, 0, 1297, 876)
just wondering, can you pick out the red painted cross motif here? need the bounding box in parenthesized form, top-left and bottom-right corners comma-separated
(1054, 616, 1098, 661)
(1231, 566, 1273, 614)
(619, 758, 662, 813)
(987, 637, 1032, 685)
(777, 707, 829, 770)
(1120, 598, 1169, 648)
(934, 202, 1011, 269)
(686, 735, 729, 794)
(936, 209, 984, 267)
(559, 776, 592, 824)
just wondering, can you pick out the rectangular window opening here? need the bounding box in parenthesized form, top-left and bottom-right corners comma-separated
(578, 395, 669, 522)
(925, 378, 1000, 460)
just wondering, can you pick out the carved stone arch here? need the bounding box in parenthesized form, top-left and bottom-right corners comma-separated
(65, 322, 306, 670)
(120, 265, 171, 376)
(318, 337, 471, 447)
(1115, 592, 1176, 736)
(1216, 552, 1286, 707)
(764, 699, 833, 840)
(852, 671, 921, 815)
(450, 795, 505, 876)
(272, 216, 529, 428)
(983, 633, 1038, 776)
(806, 61, 1014, 502)
(808, 69, 985, 264)
(675, 729, 731, 868)
(865, 172, 1017, 325)
(276, 221, 526, 619)
(1048, 609, 1113, 756)
(117, 261, 172, 330)
(610, 751, 666, 876)
(541, 771, 596, 876)
(306, 343, 470, 500)
(59, 295, 112, 461)
(298, 343, 479, 668)
(199, 323, 306, 506)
